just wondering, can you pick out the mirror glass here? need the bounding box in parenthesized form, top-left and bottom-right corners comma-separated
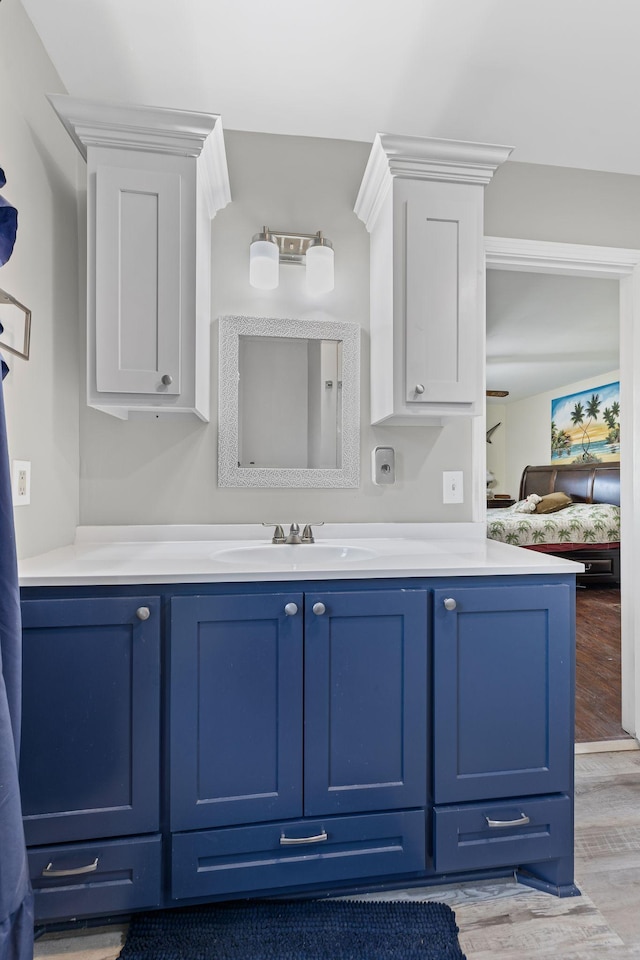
(238, 335, 343, 469)
(218, 316, 360, 488)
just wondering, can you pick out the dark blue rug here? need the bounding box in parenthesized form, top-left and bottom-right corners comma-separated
(119, 900, 466, 960)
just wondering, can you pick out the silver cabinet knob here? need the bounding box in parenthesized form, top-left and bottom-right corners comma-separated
(284, 602, 298, 616)
(161, 374, 173, 386)
(415, 383, 425, 394)
(136, 606, 151, 621)
(443, 598, 457, 611)
(312, 602, 326, 616)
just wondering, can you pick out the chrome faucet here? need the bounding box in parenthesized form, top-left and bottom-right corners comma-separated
(262, 522, 302, 544)
(262, 522, 324, 544)
(285, 523, 303, 544)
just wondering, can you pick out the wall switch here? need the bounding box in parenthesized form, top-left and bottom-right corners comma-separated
(12, 460, 31, 506)
(372, 446, 396, 485)
(443, 470, 463, 504)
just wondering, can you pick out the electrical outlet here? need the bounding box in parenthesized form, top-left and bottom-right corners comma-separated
(372, 446, 396, 485)
(443, 470, 463, 504)
(12, 460, 31, 506)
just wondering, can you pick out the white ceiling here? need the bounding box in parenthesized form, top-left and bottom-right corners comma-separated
(19, 0, 640, 176)
(486, 270, 620, 403)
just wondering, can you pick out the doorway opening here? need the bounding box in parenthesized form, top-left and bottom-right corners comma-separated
(482, 236, 640, 745)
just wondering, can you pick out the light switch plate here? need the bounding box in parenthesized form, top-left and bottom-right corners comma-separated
(443, 470, 463, 504)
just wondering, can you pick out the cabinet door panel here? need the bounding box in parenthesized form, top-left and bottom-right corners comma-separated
(20, 597, 161, 846)
(402, 183, 480, 405)
(170, 594, 304, 830)
(304, 589, 428, 816)
(95, 165, 181, 395)
(433, 584, 573, 803)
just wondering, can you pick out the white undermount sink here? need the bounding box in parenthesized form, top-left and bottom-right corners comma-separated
(214, 543, 378, 564)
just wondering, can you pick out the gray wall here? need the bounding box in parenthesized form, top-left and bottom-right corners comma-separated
(485, 161, 640, 245)
(78, 131, 472, 528)
(1, 0, 80, 559)
(79, 150, 640, 531)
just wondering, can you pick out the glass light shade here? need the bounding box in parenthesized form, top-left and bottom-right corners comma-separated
(249, 238, 279, 290)
(306, 242, 334, 295)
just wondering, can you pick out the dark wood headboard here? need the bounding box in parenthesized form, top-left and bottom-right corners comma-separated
(519, 462, 620, 506)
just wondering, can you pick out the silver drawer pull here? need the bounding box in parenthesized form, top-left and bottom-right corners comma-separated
(485, 813, 530, 828)
(42, 857, 99, 878)
(136, 606, 151, 621)
(443, 597, 457, 611)
(280, 830, 328, 846)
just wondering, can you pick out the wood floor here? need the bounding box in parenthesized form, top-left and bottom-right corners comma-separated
(575, 585, 627, 743)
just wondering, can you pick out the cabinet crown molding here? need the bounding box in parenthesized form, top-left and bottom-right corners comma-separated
(48, 95, 231, 214)
(355, 133, 513, 232)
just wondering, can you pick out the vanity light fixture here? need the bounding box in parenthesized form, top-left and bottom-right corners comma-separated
(249, 227, 334, 294)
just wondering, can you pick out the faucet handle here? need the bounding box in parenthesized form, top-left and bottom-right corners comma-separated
(302, 522, 324, 544)
(262, 523, 285, 544)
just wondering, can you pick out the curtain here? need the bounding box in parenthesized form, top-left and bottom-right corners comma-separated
(0, 359, 33, 960)
(0, 168, 18, 267)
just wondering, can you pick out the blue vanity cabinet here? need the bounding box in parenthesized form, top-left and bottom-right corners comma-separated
(19, 596, 162, 921)
(431, 582, 575, 893)
(169, 587, 429, 900)
(19, 571, 577, 916)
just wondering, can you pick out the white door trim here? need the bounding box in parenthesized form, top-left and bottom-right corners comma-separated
(481, 236, 640, 739)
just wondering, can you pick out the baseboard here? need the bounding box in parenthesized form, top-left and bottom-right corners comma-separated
(575, 738, 639, 755)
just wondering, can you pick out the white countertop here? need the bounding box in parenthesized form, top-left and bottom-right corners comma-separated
(18, 523, 584, 587)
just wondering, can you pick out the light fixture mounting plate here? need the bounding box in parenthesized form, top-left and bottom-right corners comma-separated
(270, 231, 318, 264)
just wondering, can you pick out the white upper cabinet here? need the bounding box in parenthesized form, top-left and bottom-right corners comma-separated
(50, 96, 231, 420)
(355, 135, 512, 425)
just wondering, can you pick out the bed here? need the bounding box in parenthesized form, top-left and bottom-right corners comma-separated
(487, 462, 620, 584)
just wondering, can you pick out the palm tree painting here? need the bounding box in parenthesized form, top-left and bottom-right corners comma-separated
(551, 380, 620, 463)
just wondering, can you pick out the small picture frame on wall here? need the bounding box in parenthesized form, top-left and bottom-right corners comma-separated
(0, 288, 31, 360)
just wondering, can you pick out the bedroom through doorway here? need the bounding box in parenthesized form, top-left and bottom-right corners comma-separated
(484, 247, 630, 746)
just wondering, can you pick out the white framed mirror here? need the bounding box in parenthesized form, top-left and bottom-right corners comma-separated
(218, 315, 360, 488)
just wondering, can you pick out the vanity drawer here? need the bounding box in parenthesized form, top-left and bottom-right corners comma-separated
(433, 795, 571, 873)
(28, 834, 162, 923)
(171, 810, 425, 900)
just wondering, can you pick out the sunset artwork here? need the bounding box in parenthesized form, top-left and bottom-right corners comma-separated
(551, 381, 620, 464)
